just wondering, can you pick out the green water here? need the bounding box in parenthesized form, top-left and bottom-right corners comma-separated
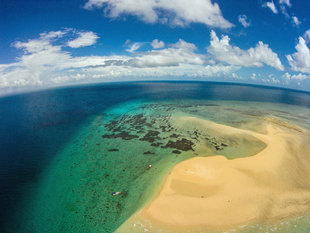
(12, 99, 310, 233)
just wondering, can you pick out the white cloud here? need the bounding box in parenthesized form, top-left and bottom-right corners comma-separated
(13, 30, 66, 54)
(0, 30, 102, 89)
(5, 29, 300, 94)
(67, 31, 99, 48)
(172, 39, 197, 51)
(0, 30, 240, 93)
(231, 73, 244, 80)
(126, 42, 143, 53)
(286, 37, 310, 73)
(263, 1, 278, 14)
(293, 73, 308, 80)
(14, 39, 53, 54)
(83, 0, 233, 29)
(279, 0, 291, 7)
(282, 72, 309, 81)
(292, 16, 301, 26)
(151, 39, 165, 49)
(130, 39, 204, 67)
(40, 30, 68, 39)
(279, 5, 289, 18)
(63, 63, 236, 82)
(204, 64, 238, 76)
(261, 74, 281, 85)
(278, 1, 302, 27)
(271, 77, 280, 84)
(250, 73, 257, 80)
(238, 15, 250, 28)
(303, 29, 310, 43)
(278, 0, 295, 21)
(207, 30, 284, 70)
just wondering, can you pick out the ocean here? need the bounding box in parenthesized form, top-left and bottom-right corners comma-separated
(1, 81, 310, 233)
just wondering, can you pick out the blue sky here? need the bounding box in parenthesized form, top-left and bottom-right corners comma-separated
(0, 0, 310, 95)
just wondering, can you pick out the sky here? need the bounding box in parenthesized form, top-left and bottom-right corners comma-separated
(0, 0, 310, 95)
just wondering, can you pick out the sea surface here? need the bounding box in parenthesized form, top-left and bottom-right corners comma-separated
(1, 81, 310, 233)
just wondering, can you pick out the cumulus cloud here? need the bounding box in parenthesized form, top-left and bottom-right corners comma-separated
(151, 39, 165, 49)
(238, 15, 250, 28)
(207, 30, 284, 70)
(282, 72, 309, 81)
(263, 1, 278, 14)
(286, 37, 310, 73)
(83, 0, 233, 29)
(67, 31, 99, 48)
(2, 32, 71, 88)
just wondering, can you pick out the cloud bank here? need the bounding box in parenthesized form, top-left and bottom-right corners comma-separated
(0, 29, 238, 93)
(3, 28, 310, 95)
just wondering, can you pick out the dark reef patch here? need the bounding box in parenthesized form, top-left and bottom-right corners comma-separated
(170, 133, 180, 138)
(143, 151, 155, 155)
(162, 138, 194, 151)
(140, 130, 161, 143)
(172, 150, 181, 154)
(150, 142, 163, 147)
(108, 149, 119, 152)
(102, 132, 139, 140)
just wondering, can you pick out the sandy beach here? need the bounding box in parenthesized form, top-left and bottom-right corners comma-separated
(116, 116, 310, 232)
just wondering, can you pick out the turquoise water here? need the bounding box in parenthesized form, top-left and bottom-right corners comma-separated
(2, 82, 310, 232)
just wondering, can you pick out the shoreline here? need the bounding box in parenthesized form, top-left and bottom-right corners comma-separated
(116, 116, 310, 232)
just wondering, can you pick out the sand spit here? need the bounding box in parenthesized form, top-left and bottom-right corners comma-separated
(116, 116, 310, 233)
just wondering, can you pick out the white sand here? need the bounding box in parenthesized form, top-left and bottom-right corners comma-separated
(116, 116, 310, 232)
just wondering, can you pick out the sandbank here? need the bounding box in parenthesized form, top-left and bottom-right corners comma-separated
(116, 116, 310, 232)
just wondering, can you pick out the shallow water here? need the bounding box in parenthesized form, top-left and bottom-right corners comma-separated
(2, 82, 310, 233)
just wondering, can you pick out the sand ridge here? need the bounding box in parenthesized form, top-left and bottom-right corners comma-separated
(116, 116, 310, 232)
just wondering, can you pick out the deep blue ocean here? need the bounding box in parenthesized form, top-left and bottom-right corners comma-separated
(1, 81, 310, 232)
